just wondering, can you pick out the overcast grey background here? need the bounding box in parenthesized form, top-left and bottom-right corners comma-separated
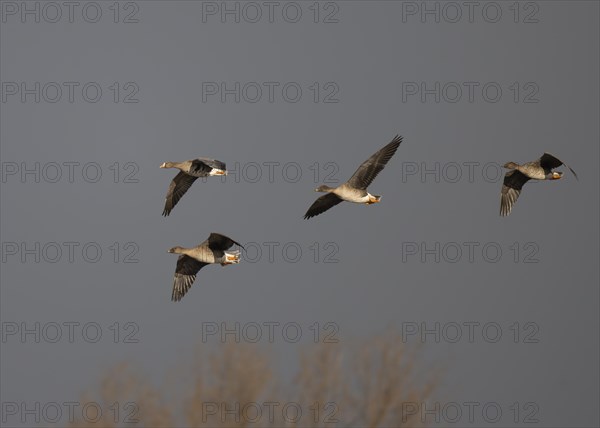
(1, 1, 599, 427)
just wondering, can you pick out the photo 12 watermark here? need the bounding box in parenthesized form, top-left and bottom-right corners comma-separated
(400, 241, 540, 264)
(1, 401, 139, 425)
(200, 160, 340, 184)
(400, 1, 540, 24)
(200, 1, 340, 24)
(401, 401, 540, 425)
(399, 161, 505, 184)
(1, 1, 140, 24)
(401, 81, 540, 104)
(1, 241, 140, 264)
(1, 161, 139, 184)
(201, 81, 340, 104)
(201, 321, 340, 344)
(1, 82, 140, 104)
(241, 241, 340, 264)
(1, 321, 140, 344)
(400, 321, 540, 344)
(200, 401, 339, 425)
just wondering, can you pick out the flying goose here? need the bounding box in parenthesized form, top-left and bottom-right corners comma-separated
(304, 135, 403, 219)
(160, 158, 227, 216)
(168, 233, 244, 302)
(501, 152, 578, 216)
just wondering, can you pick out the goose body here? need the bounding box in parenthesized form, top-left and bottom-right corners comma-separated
(500, 152, 577, 216)
(304, 135, 402, 219)
(160, 158, 227, 216)
(168, 233, 243, 302)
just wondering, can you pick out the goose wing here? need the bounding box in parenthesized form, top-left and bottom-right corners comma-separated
(347, 135, 402, 190)
(186, 158, 223, 177)
(172, 255, 208, 302)
(162, 172, 199, 216)
(205, 233, 244, 251)
(500, 170, 531, 216)
(195, 157, 226, 172)
(304, 193, 343, 219)
(539, 153, 578, 179)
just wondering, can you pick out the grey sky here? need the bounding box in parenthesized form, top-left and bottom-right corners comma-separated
(1, 1, 598, 427)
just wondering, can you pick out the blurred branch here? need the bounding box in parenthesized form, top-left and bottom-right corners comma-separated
(70, 330, 441, 427)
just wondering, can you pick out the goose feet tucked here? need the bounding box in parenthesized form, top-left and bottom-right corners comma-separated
(365, 194, 381, 205)
(221, 250, 241, 265)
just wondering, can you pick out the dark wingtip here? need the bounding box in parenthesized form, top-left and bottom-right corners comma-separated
(570, 167, 579, 181)
(387, 135, 403, 154)
(392, 135, 403, 145)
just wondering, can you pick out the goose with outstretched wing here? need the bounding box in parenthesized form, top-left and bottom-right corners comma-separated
(500, 153, 577, 216)
(304, 135, 403, 219)
(167, 233, 244, 302)
(160, 158, 227, 216)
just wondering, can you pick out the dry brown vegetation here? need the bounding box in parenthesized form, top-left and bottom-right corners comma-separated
(70, 330, 441, 427)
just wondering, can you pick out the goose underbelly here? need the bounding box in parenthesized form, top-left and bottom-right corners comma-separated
(336, 189, 376, 204)
(344, 194, 371, 203)
(518, 165, 545, 180)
